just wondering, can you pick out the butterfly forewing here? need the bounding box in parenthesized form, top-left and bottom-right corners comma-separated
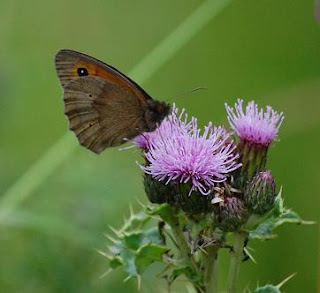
(55, 49, 150, 105)
(64, 76, 143, 153)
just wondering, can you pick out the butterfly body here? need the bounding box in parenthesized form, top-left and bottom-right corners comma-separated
(55, 49, 170, 154)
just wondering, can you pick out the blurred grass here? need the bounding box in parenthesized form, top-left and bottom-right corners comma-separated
(0, 0, 319, 292)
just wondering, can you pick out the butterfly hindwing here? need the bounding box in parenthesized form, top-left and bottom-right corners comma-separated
(64, 76, 143, 154)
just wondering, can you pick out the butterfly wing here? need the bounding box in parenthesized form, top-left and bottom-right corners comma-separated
(64, 76, 144, 153)
(55, 49, 152, 154)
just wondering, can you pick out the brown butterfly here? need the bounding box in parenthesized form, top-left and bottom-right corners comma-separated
(54, 49, 170, 154)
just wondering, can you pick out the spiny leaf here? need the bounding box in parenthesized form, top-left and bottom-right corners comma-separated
(109, 240, 122, 255)
(148, 203, 176, 223)
(248, 189, 313, 240)
(121, 211, 151, 232)
(122, 226, 165, 250)
(253, 273, 296, 292)
(122, 249, 139, 278)
(123, 232, 143, 250)
(103, 205, 170, 280)
(135, 243, 169, 273)
(168, 266, 197, 283)
(109, 256, 123, 269)
(253, 285, 281, 293)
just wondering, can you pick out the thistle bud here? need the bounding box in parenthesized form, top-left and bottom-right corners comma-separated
(244, 170, 276, 214)
(144, 174, 174, 204)
(216, 197, 248, 232)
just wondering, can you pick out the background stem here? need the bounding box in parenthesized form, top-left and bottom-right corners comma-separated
(226, 231, 247, 293)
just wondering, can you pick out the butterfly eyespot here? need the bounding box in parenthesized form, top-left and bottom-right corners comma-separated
(89, 94, 92, 97)
(77, 67, 88, 76)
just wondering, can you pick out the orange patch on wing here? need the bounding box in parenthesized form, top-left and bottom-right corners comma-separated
(73, 61, 146, 104)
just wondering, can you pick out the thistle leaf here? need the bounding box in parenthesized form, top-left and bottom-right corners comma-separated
(253, 273, 296, 292)
(248, 189, 313, 240)
(121, 211, 150, 232)
(168, 266, 198, 284)
(109, 256, 123, 269)
(148, 203, 175, 223)
(102, 207, 170, 280)
(253, 285, 281, 293)
(135, 243, 169, 273)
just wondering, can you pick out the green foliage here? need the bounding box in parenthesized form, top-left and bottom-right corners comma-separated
(105, 203, 206, 289)
(168, 266, 198, 284)
(254, 285, 282, 293)
(135, 243, 169, 273)
(253, 273, 296, 293)
(105, 208, 169, 280)
(248, 189, 313, 240)
(148, 203, 176, 223)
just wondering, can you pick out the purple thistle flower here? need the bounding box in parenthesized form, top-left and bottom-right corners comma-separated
(225, 99, 284, 146)
(137, 106, 241, 195)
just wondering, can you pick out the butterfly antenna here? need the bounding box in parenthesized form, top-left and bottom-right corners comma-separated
(165, 86, 208, 103)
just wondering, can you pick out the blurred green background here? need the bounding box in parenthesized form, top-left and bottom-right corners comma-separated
(0, 0, 319, 292)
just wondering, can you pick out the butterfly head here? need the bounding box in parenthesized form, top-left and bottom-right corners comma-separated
(142, 100, 170, 132)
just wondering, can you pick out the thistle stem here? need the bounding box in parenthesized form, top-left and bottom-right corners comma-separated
(226, 231, 247, 293)
(170, 219, 192, 264)
(168, 212, 197, 271)
(203, 246, 219, 292)
(164, 207, 201, 291)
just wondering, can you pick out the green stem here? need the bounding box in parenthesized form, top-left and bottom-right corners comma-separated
(226, 231, 247, 293)
(168, 212, 198, 271)
(203, 245, 219, 293)
(163, 207, 201, 291)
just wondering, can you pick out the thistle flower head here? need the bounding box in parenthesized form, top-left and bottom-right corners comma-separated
(137, 106, 241, 195)
(225, 99, 284, 146)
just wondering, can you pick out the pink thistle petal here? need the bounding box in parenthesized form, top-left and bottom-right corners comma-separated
(225, 99, 284, 146)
